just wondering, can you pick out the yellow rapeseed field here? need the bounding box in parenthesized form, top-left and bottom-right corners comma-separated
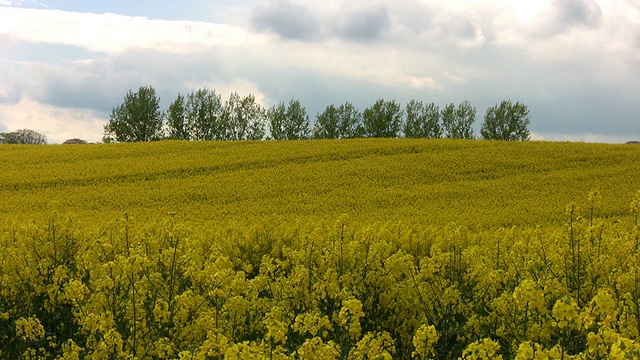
(1, 139, 640, 359)
(1, 139, 638, 228)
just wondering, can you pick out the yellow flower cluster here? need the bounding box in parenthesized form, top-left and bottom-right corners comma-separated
(460, 338, 502, 359)
(552, 298, 580, 330)
(412, 324, 439, 358)
(513, 279, 545, 312)
(338, 298, 364, 341)
(0, 203, 638, 358)
(14, 316, 45, 341)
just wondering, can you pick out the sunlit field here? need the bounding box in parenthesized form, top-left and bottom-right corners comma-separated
(1, 139, 640, 359)
(2, 139, 638, 227)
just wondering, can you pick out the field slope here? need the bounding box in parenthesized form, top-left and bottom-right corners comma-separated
(1, 138, 638, 228)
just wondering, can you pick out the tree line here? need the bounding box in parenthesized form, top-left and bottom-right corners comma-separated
(0, 129, 47, 144)
(102, 85, 530, 143)
(0, 132, 90, 145)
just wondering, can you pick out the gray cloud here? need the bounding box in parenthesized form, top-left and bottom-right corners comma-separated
(535, 0, 603, 37)
(25, 49, 228, 113)
(442, 18, 480, 40)
(1, 40, 105, 65)
(529, 88, 640, 137)
(388, 3, 486, 50)
(250, 1, 393, 43)
(336, 6, 391, 42)
(0, 82, 21, 105)
(554, 0, 603, 29)
(0, 60, 41, 104)
(240, 60, 401, 118)
(250, 0, 322, 41)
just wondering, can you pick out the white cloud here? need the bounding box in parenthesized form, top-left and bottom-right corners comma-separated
(0, 7, 267, 54)
(0, 0, 48, 7)
(0, 96, 105, 143)
(530, 132, 635, 144)
(182, 78, 269, 108)
(420, 6, 486, 49)
(493, 0, 639, 62)
(404, 76, 440, 90)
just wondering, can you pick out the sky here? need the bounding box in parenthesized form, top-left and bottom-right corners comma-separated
(0, 0, 639, 144)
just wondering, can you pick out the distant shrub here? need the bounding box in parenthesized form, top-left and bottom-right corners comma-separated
(62, 138, 88, 144)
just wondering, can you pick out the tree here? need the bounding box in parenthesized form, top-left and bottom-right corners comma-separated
(187, 88, 226, 141)
(313, 105, 340, 139)
(166, 93, 191, 140)
(103, 85, 164, 143)
(268, 102, 287, 140)
(337, 102, 364, 139)
(442, 100, 475, 139)
(480, 100, 531, 141)
(403, 100, 442, 138)
(313, 102, 364, 139)
(62, 138, 88, 144)
(268, 99, 310, 140)
(0, 129, 47, 144)
(224, 92, 266, 141)
(2, 131, 16, 144)
(441, 103, 455, 138)
(284, 99, 311, 140)
(362, 99, 403, 138)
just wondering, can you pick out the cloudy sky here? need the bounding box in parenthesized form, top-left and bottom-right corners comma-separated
(1, 0, 639, 143)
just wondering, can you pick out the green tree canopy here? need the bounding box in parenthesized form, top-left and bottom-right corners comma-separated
(362, 99, 403, 138)
(284, 99, 311, 140)
(403, 100, 442, 138)
(224, 92, 266, 141)
(166, 93, 191, 140)
(268, 99, 310, 140)
(267, 102, 287, 140)
(336, 102, 364, 139)
(442, 101, 476, 139)
(313, 104, 340, 139)
(62, 138, 88, 144)
(0, 129, 47, 144)
(103, 85, 164, 143)
(187, 88, 225, 141)
(480, 100, 531, 141)
(313, 101, 363, 139)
